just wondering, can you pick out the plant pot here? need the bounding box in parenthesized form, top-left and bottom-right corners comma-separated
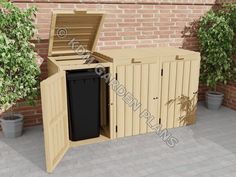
(205, 91, 224, 110)
(0, 114, 24, 138)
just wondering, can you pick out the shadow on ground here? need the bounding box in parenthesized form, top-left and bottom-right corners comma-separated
(0, 126, 46, 171)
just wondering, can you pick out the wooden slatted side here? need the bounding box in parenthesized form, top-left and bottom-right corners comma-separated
(40, 71, 69, 173)
(160, 58, 200, 129)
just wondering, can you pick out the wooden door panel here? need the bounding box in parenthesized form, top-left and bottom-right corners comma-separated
(115, 59, 159, 137)
(41, 71, 69, 173)
(160, 58, 200, 129)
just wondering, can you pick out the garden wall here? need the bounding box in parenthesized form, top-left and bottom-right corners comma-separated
(1, 0, 235, 129)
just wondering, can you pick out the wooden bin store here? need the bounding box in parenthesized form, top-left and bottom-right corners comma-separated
(41, 10, 201, 172)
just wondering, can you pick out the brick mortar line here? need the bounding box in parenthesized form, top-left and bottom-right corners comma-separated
(12, 0, 216, 6)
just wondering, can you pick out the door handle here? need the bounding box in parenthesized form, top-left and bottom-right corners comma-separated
(175, 55, 184, 60)
(131, 58, 141, 63)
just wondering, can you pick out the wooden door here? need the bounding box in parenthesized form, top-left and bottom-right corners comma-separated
(40, 71, 69, 173)
(115, 59, 161, 138)
(160, 57, 200, 129)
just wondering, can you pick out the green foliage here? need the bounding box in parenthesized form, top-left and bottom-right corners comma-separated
(220, 4, 236, 53)
(0, 0, 40, 111)
(198, 6, 236, 90)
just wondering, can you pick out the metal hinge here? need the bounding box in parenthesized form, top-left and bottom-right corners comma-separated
(115, 73, 118, 80)
(161, 69, 163, 76)
(115, 125, 118, 132)
(159, 118, 161, 124)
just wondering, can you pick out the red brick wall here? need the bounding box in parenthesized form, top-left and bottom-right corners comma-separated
(217, 83, 236, 110)
(1, 0, 235, 129)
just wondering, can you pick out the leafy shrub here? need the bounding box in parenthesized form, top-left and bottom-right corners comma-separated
(198, 5, 236, 90)
(0, 0, 40, 111)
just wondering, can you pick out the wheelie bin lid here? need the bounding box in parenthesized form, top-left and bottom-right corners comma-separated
(67, 71, 101, 80)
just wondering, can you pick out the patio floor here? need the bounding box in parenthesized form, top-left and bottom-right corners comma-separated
(0, 103, 236, 177)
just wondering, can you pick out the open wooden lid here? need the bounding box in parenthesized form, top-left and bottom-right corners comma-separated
(48, 10, 105, 56)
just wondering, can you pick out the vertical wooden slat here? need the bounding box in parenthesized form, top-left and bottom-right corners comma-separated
(125, 65, 133, 136)
(60, 117, 64, 149)
(167, 62, 177, 128)
(41, 84, 53, 170)
(189, 60, 200, 102)
(59, 73, 68, 161)
(148, 63, 159, 132)
(116, 66, 125, 138)
(156, 60, 161, 130)
(174, 61, 184, 127)
(54, 82, 59, 122)
(188, 59, 200, 123)
(48, 13, 57, 56)
(48, 84, 53, 121)
(49, 126, 54, 162)
(181, 61, 191, 126)
(92, 15, 105, 52)
(140, 64, 149, 134)
(54, 122, 58, 156)
(133, 64, 141, 135)
(58, 78, 63, 115)
(109, 65, 115, 139)
(57, 120, 62, 154)
(58, 119, 63, 150)
(61, 75, 68, 145)
(161, 62, 170, 129)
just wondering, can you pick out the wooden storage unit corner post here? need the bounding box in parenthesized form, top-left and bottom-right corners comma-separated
(40, 10, 114, 173)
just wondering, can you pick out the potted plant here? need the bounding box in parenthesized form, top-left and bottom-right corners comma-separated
(0, 1, 40, 138)
(198, 6, 236, 110)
